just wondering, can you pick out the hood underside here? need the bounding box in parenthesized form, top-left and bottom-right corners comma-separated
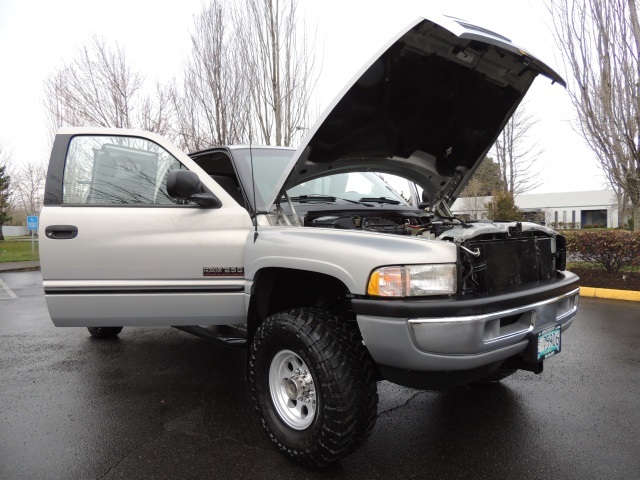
(266, 14, 564, 213)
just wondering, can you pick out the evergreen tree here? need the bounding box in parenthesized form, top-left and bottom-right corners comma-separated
(485, 190, 523, 221)
(0, 165, 11, 241)
(460, 157, 505, 197)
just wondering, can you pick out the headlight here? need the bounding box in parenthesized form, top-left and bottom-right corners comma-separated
(367, 264, 457, 297)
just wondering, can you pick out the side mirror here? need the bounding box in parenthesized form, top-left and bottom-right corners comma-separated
(167, 170, 222, 208)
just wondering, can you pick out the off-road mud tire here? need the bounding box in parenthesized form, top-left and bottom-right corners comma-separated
(249, 308, 378, 468)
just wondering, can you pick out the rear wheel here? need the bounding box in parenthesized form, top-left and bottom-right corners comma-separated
(249, 308, 378, 468)
(87, 327, 123, 338)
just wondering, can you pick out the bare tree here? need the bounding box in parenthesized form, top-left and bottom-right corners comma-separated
(235, 0, 318, 146)
(457, 178, 487, 219)
(44, 0, 319, 156)
(548, 0, 640, 230)
(173, 0, 318, 151)
(611, 182, 629, 228)
(12, 160, 47, 218)
(138, 83, 174, 138)
(172, 1, 250, 152)
(491, 103, 544, 196)
(43, 36, 170, 139)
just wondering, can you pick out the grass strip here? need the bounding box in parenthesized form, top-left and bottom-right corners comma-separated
(0, 240, 40, 263)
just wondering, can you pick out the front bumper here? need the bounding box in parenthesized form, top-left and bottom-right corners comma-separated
(353, 272, 580, 373)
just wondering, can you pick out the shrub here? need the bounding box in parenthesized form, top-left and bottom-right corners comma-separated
(565, 230, 640, 274)
(484, 191, 523, 221)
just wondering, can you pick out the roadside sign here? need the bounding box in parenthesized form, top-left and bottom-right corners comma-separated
(27, 216, 39, 259)
(27, 216, 38, 231)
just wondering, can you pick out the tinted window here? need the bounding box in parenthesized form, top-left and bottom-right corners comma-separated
(63, 136, 183, 205)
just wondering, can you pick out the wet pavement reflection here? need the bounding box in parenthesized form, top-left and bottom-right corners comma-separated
(1, 272, 638, 479)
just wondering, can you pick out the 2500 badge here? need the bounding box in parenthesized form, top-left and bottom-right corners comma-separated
(203, 267, 245, 277)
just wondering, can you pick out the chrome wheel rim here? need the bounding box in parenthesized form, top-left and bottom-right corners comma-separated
(268, 349, 317, 430)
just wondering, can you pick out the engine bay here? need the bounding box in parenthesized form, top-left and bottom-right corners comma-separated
(305, 209, 432, 236)
(301, 208, 558, 242)
(299, 207, 567, 296)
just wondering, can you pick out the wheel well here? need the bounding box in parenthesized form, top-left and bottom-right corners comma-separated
(247, 268, 353, 343)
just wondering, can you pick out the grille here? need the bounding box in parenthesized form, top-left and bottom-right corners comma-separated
(464, 237, 555, 294)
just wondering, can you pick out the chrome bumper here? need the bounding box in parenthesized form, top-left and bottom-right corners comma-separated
(408, 288, 579, 355)
(356, 287, 580, 372)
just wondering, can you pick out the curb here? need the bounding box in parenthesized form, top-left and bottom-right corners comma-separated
(0, 265, 41, 273)
(0, 261, 41, 273)
(580, 286, 640, 302)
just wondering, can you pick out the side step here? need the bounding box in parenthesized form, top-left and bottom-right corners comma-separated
(172, 325, 247, 348)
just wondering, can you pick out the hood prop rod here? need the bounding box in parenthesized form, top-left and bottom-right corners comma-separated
(275, 191, 302, 226)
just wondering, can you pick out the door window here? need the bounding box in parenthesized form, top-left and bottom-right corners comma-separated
(63, 136, 184, 205)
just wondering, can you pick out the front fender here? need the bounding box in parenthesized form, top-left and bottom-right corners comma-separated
(244, 227, 457, 295)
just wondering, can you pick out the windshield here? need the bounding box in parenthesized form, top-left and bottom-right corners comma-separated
(231, 148, 409, 210)
(287, 172, 408, 204)
(231, 148, 295, 210)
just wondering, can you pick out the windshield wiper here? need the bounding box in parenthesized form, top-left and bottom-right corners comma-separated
(290, 194, 375, 206)
(290, 194, 337, 202)
(358, 196, 402, 205)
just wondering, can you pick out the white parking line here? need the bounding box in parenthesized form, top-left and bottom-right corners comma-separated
(0, 278, 17, 299)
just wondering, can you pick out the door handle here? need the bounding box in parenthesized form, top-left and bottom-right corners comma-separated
(45, 225, 78, 240)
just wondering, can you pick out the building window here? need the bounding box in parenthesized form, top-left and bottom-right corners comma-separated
(554, 211, 558, 226)
(581, 209, 607, 228)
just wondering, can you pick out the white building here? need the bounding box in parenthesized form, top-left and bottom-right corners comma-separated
(452, 190, 620, 229)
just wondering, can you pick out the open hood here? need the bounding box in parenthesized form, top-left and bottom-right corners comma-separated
(265, 14, 565, 214)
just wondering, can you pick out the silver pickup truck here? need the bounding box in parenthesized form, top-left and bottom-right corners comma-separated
(39, 14, 579, 468)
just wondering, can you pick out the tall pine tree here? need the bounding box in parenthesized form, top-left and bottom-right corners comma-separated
(459, 157, 506, 197)
(0, 165, 11, 241)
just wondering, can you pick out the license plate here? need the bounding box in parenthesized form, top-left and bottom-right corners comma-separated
(537, 325, 561, 361)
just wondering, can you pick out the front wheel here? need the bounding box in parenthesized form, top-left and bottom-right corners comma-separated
(249, 309, 378, 468)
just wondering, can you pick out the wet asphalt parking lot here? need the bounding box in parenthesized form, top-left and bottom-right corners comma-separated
(1, 271, 639, 480)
